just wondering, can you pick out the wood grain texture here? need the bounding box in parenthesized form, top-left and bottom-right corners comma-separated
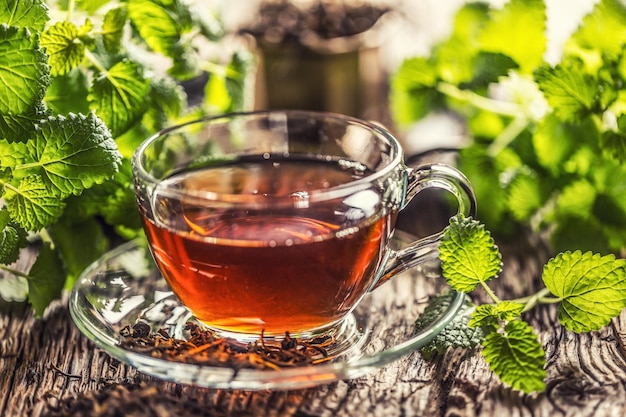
(3, 234, 626, 416)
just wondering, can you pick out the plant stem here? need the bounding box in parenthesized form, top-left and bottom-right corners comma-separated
(84, 49, 108, 74)
(67, 0, 76, 21)
(0, 264, 30, 280)
(513, 287, 560, 313)
(39, 228, 55, 249)
(437, 81, 522, 117)
(0, 179, 19, 194)
(12, 161, 43, 171)
(487, 115, 529, 157)
(480, 281, 501, 304)
(202, 61, 239, 79)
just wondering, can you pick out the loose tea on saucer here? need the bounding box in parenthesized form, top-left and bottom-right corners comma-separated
(119, 322, 336, 371)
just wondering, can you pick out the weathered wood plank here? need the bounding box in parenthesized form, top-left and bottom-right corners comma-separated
(3, 234, 626, 416)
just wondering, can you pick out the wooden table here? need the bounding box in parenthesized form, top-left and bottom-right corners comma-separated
(3, 214, 626, 417)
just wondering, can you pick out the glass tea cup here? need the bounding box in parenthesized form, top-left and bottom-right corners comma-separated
(132, 110, 476, 346)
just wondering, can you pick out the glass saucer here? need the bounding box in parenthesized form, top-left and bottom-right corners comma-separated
(69, 231, 464, 390)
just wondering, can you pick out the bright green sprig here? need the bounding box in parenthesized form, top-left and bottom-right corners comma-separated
(391, 0, 626, 255)
(0, 0, 250, 314)
(422, 214, 626, 394)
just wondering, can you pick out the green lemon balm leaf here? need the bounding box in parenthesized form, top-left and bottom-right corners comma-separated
(89, 60, 151, 136)
(532, 113, 577, 175)
(127, 0, 180, 55)
(5, 175, 65, 231)
(45, 70, 90, 115)
(40, 21, 85, 77)
(567, 0, 626, 60)
(557, 179, 596, 219)
(0, 25, 50, 115)
(482, 320, 546, 393)
(6, 113, 121, 197)
(439, 215, 503, 292)
(415, 291, 483, 359)
(102, 6, 128, 53)
(390, 57, 440, 125)
(27, 242, 66, 317)
(478, 0, 546, 74)
(49, 216, 108, 289)
(469, 301, 525, 330)
(0, 111, 43, 143)
(0, 208, 29, 265)
(535, 64, 597, 123)
(431, 3, 490, 86)
(75, 0, 111, 14)
(2, 0, 49, 31)
(542, 251, 626, 332)
(506, 172, 543, 222)
(601, 126, 626, 162)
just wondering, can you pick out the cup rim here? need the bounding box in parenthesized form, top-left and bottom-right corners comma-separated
(132, 110, 403, 203)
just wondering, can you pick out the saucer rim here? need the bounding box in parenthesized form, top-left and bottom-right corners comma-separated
(69, 235, 465, 390)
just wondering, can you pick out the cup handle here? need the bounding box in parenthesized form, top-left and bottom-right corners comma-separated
(374, 163, 477, 288)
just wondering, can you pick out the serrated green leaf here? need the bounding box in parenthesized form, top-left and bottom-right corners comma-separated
(535, 64, 597, 123)
(41, 21, 85, 77)
(45, 70, 90, 115)
(130, 77, 185, 145)
(482, 320, 546, 393)
(469, 301, 525, 330)
(0, 111, 42, 143)
(204, 72, 230, 113)
(128, 0, 180, 55)
(567, 0, 626, 60)
(551, 217, 610, 254)
(593, 193, 626, 229)
(478, 0, 546, 74)
(390, 57, 440, 125)
(151, 76, 185, 119)
(0, 25, 50, 115)
(457, 146, 511, 233)
(89, 60, 150, 136)
(167, 39, 199, 80)
(532, 114, 577, 175)
(463, 52, 518, 90)
(190, 3, 224, 41)
(563, 146, 595, 176)
(27, 242, 66, 317)
(601, 129, 626, 162)
(507, 172, 543, 222)
(1, 0, 49, 32)
(224, 50, 253, 112)
(102, 6, 127, 53)
(433, 3, 489, 85)
(467, 109, 505, 138)
(0, 208, 29, 264)
(49, 215, 108, 289)
(77, 19, 95, 49)
(439, 215, 503, 292)
(2, 113, 121, 197)
(557, 179, 596, 219)
(75, 0, 110, 14)
(0, 167, 10, 191)
(543, 251, 626, 332)
(415, 291, 483, 359)
(5, 175, 65, 231)
(69, 159, 141, 229)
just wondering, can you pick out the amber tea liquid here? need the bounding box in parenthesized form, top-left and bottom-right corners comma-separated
(141, 157, 392, 335)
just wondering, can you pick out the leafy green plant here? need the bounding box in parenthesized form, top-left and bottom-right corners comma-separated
(391, 0, 626, 255)
(0, 0, 251, 314)
(416, 214, 626, 393)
